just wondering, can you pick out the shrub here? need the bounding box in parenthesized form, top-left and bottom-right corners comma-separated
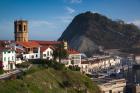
(50, 61, 65, 70)
(30, 59, 65, 70)
(68, 65, 80, 71)
(16, 62, 30, 68)
(0, 68, 4, 74)
(62, 80, 72, 87)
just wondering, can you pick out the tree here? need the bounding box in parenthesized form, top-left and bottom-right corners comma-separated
(53, 44, 68, 63)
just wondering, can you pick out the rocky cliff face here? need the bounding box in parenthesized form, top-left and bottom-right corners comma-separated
(59, 11, 140, 56)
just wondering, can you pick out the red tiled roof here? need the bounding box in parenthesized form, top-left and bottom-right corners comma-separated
(67, 48, 80, 54)
(81, 61, 90, 64)
(40, 46, 54, 53)
(0, 47, 14, 52)
(0, 47, 5, 52)
(16, 48, 25, 53)
(31, 40, 62, 45)
(16, 41, 40, 48)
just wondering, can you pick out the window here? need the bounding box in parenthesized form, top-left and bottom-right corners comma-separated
(28, 48, 30, 51)
(19, 24, 22, 31)
(8, 51, 10, 53)
(33, 48, 38, 53)
(114, 58, 115, 61)
(8, 57, 10, 61)
(24, 25, 26, 31)
(32, 55, 34, 58)
(12, 56, 14, 60)
(109, 90, 112, 93)
(4, 57, 6, 61)
(32, 55, 34, 59)
(44, 54, 46, 57)
(4, 51, 6, 54)
(36, 54, 38, 58)
(24, 56, 26, 59)
(50, 51, 52, 56)
(47, 51, 49, 56)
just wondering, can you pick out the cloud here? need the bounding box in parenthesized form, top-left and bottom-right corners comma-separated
(69, 0, 82, 3)
(30, 20, 52, 27)
(65, 6, 75, 14)
(56, 16, 73, 23)
(129, 20, 140, 29)
(29, 20, 56, 28)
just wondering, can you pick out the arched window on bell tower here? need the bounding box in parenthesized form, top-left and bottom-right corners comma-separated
(24, 25, 26, 32)
(19, 24, 22, 32)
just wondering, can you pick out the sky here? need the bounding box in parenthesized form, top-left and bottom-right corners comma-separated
(0, 0, 140, 40)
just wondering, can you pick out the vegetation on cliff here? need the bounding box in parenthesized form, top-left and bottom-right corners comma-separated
(0, 63, 100, 93)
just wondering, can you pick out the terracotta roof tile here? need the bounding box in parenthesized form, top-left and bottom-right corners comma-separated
(30, 40, 62, 46)
(67, 48, 80, 54)
(16, 41, 40, 48)
(16, 48, 25, 53)
(0, 47, 14, 52)
(81, 61, 90, 64)
(40, 46, 54, 53)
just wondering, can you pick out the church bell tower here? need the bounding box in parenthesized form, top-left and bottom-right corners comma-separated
(14, 20, 28, 42)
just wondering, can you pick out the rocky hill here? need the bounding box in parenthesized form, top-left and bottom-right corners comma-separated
(59, 11, 140, 56)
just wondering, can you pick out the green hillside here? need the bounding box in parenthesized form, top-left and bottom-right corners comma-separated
(0, 65, 100, 93)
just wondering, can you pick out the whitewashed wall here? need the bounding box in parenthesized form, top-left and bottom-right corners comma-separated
(2, 50, 16, 70)
(42, 48, 53, 60)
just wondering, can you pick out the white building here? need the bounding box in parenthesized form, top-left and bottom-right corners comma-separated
(0, 48, 16, 71)
(80, 61, 89, 73)
(40, 46, 54, 60)
(11, 41, 41, 60)
(135, 55, 140, 64)
(99, 79, 126, 93)
(61, 49, 81, 67)
(81, 56, 122, 74)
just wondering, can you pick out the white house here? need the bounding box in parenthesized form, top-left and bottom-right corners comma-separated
(0, 47, 16, 71)
(40, 46, 54, 60)
(61, 49, 81, 67)
(11, 41, 41, 60)
(81, 61, 89, 74)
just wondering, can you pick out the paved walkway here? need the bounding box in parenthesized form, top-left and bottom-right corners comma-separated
(0, 69, 21, 80)
(0, 64, 32, 80)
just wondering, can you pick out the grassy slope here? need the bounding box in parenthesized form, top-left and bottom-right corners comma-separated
(0, 67, 100, 93)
